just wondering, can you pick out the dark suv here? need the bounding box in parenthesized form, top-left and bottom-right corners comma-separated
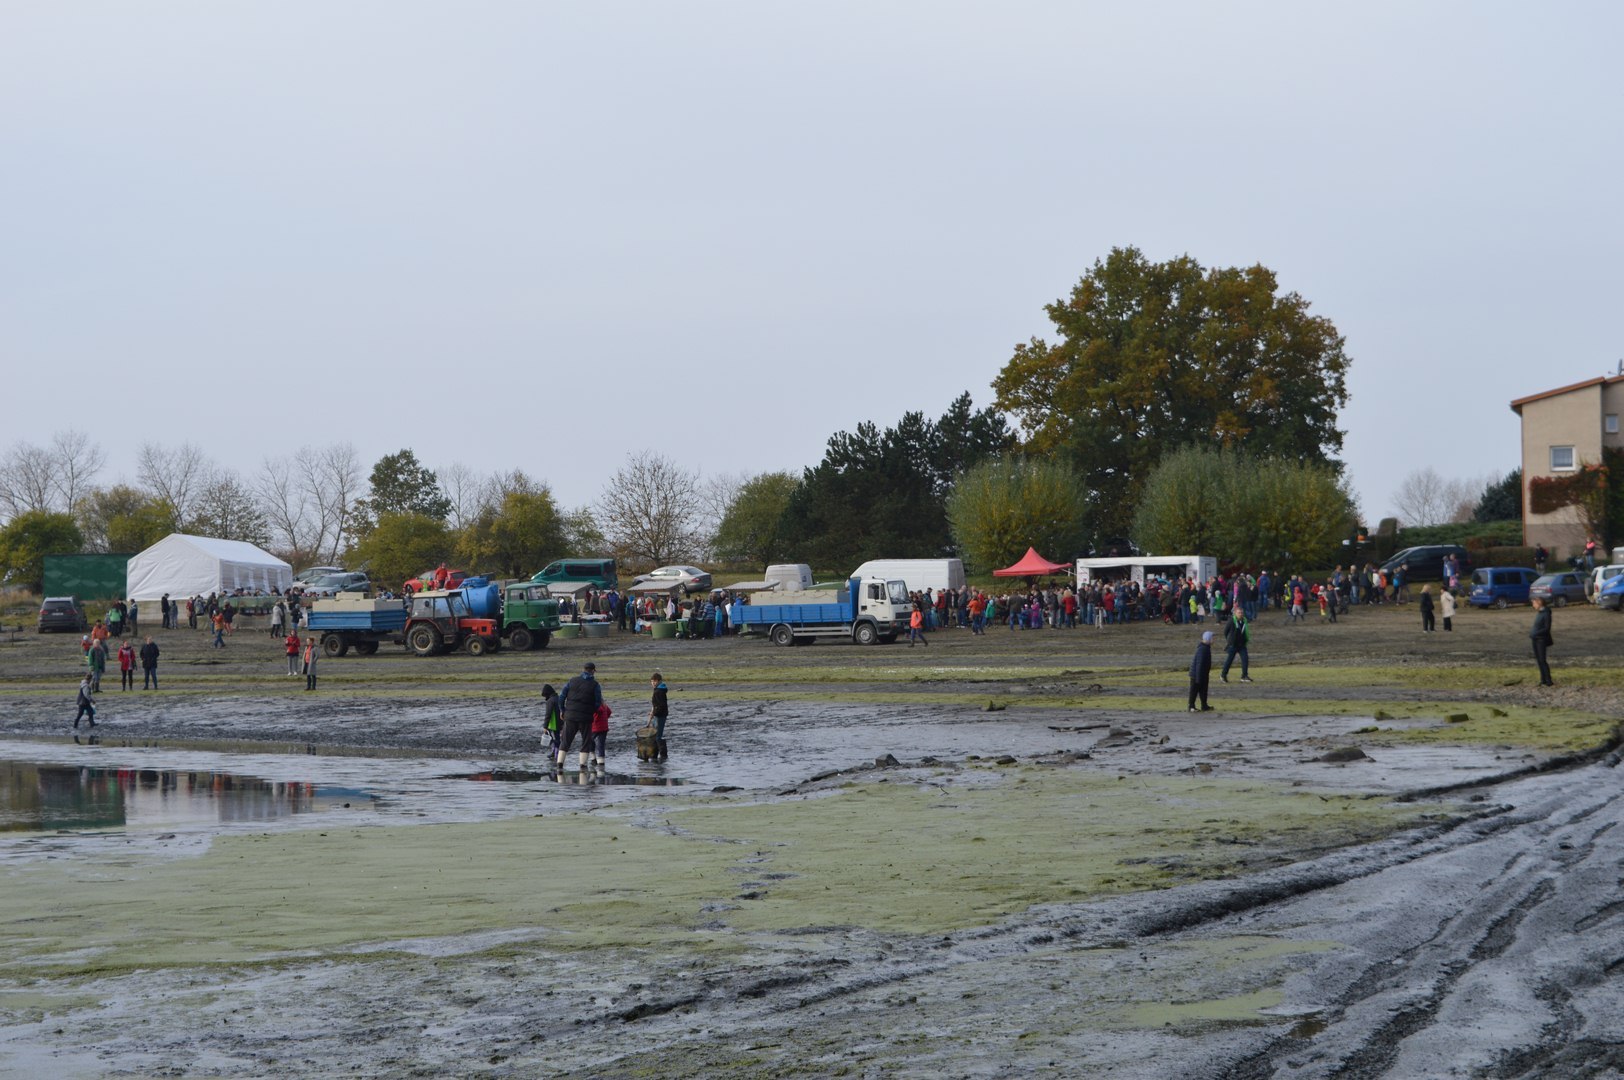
(37, 597, 87, 633)
(1380, 545, 1471, 582)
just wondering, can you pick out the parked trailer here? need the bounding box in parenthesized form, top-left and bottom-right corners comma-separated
(732, 576, 908, 646)
(308, 595, 408, 657)
(1075, 555, 1216, 587)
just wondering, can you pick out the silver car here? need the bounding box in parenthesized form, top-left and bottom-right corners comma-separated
(632, 565, 713, 594)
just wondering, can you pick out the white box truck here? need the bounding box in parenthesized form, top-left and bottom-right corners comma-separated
(850, 558, 966, 594)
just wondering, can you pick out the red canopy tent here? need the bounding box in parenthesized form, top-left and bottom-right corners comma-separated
(992, 548, 1071, 577)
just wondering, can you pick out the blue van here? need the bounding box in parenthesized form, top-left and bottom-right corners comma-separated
(1467, 567, 1539, 609)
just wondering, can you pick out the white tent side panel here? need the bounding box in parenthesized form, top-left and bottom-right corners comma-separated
(125, 534, 293, 602)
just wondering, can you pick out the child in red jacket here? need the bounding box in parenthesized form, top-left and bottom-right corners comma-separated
(590, 703, 611, 772)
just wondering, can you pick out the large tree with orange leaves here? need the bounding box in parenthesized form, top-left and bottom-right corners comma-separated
(991, 247, 1350, 544)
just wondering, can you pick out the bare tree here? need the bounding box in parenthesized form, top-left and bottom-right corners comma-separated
(308, 442, 362, 564)
(1392, 467, 1480, 527)
(0, 441, 58, 518)
(597, 451, 704, 566)
(48, 430, 106, 512)
(137, 442, 210, 526)
(256, 454, 312, 563)
(187, 471, 270, 546)
(439, 461, 488, 531)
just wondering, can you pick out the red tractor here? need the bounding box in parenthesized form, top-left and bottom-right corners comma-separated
(404, 589, 500, 656)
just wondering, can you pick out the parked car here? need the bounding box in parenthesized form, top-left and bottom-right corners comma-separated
(294, 565, 345, 585)
(302, 572, 371, 598)
(1467, 567, 1540, 609)
(632, 565, 713, 593)
(1598, 574, 1624, 611)
(37, 597, 87, 633)
(1530, 571, 1588, 607)
(1588, 564, 1624, 602)
(1380, 545, 1472, 583)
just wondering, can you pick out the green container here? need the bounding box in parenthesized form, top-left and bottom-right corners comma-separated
(650, 621, 678, 640)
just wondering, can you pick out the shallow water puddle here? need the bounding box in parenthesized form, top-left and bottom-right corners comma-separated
(443, 769, 686, 786)
(0, 759, 376, 833)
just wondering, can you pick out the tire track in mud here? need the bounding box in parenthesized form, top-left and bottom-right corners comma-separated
(1217, 776, 1624, 1080)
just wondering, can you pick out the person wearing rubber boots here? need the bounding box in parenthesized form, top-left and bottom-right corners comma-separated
(1188, 631, 1214, 712)
(558, 662, 604, 769)
(649, 672, 670, 761)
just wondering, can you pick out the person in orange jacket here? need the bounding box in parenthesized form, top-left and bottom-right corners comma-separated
(908, 605, 928, 647)
(302, 637, 319, 691)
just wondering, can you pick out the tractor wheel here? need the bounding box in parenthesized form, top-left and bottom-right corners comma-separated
(770, 624, 795, 647)
(509, 627, 533, 651)
(853, 622, 878, 646)
(466, 635, 489, 656)
(408, 624, 442, 656)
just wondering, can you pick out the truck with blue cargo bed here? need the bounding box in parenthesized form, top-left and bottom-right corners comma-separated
(732, 576, 909, 646)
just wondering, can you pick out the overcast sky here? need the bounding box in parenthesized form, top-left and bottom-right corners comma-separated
(4, 3, 1620, 525)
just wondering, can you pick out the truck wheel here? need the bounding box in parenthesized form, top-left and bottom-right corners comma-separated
(408, 624, 442, 656)
(466, 635, 488, 656)
(355, 641, 379, 656)
(509, 627, 533, 651)
(321, 634, 348, 658)
(853, 622, 877, 646)
(770, 624, 794, 647)
(534, 630, 551, 650)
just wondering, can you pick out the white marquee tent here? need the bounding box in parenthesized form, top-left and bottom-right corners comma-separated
(126, 534, 293, 602)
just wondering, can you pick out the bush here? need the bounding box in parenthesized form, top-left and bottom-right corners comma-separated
(1475, 546, 1538, 568)
(1398, 521, 1522, 549)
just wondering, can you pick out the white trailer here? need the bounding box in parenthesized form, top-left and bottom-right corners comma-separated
(1075, 555, 1217, 587)
(850, 558, 966, 594)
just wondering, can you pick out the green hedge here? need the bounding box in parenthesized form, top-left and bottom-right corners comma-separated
(1397, 521, 1522, 549)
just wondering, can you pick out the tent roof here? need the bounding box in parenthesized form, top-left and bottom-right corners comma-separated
(992, 547, 1071, 577)
(144, 533, 291, 568)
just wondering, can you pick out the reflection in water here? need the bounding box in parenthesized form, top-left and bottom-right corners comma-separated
(0, 761, 375, 833)
(448, 770, 686, 787)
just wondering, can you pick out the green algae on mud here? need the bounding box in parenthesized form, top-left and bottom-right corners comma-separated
(0, 768, 1455, 978)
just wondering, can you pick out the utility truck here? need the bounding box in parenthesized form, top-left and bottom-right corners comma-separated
(308, 594, 409, 657)
(733, 576, 908, 646)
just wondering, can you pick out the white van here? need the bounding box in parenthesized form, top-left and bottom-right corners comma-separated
(763, 564, 814, 592)
(850, 558, 966, 595)
(1589, 564, 1624, 602)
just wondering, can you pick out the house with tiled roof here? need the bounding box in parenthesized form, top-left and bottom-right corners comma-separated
(1509, 371, 1624, 556)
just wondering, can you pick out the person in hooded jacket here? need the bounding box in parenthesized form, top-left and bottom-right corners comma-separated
(649, 672, 670, 761)
(541, 683, 563, 765)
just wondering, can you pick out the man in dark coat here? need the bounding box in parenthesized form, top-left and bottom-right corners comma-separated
(1530, 597, 1554, 687)
(558, 662, 604, 769)
(1188, 631, 1214, 712)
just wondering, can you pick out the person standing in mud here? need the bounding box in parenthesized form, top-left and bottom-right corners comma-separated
(1530, 597, 1554, 687)
(1188, 631, 1214, 712)
(541, 683, 563, 765)
(558, 662, 604, 769)
(1419, 585, 1436, 632)
(117, 639, 136, 691)
(1440, 586, 1456, 632)
(139, 636, 160, 689)
(284, 629, 302, 675)
(302, 636, 319, 691)
(1220, 608, 1253, 683)
(73, 675, 96, 728)
(649, 672, 670, 761)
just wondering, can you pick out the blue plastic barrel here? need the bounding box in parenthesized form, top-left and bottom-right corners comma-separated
(462, 582, 501, 619)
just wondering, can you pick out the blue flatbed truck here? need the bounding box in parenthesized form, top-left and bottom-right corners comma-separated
(732, 576, 909, 646)
(308, 598, 408, 657)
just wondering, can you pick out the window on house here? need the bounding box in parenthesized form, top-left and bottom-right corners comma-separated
(1550, 446, 1576, 471)
(1607, 414, 1619, 434)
